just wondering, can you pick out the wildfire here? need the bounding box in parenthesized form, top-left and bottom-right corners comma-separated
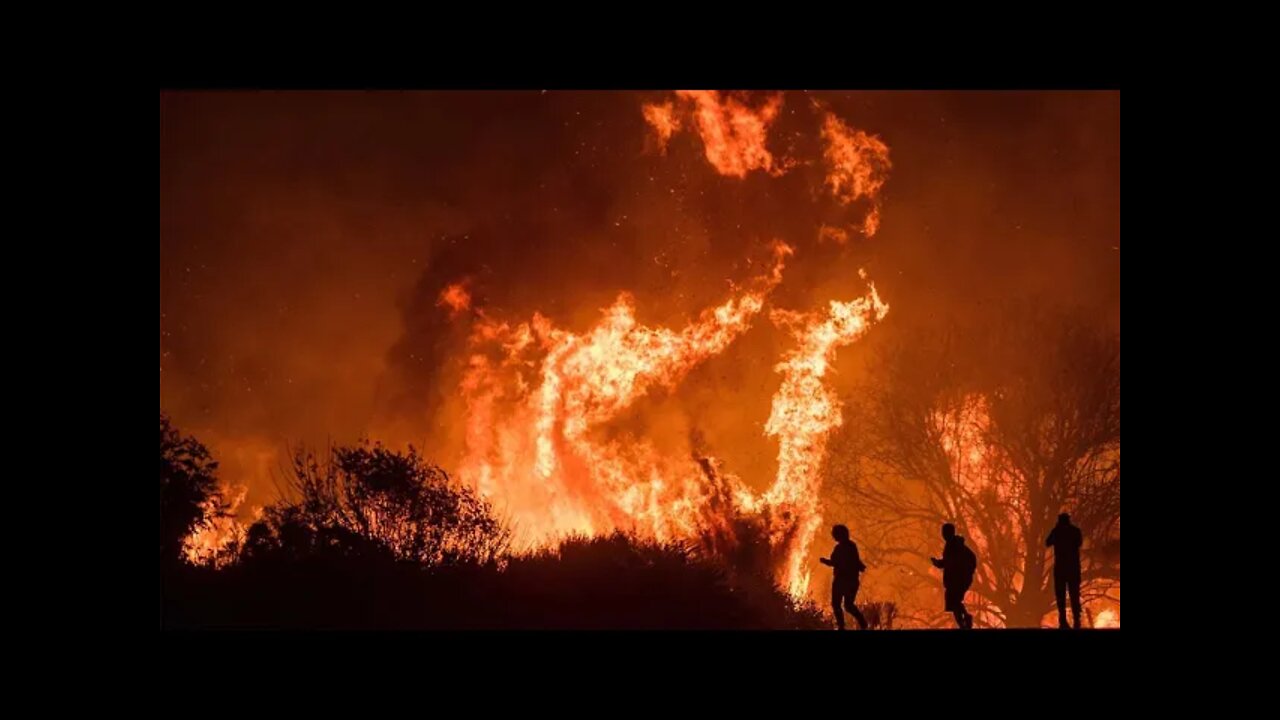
(643, 91, 786, 178)
(820, 112, 891, 237)
(641, 101, 680, 152)
(184, 483, 256, 565)
(438, 281, 472, 317)
(937, 395, 1011, 494)
(441, 93, 902, 598)
(764, 278, 890, 595)
(161, 91, 1120, 628)
(646, 93, 891, 241)
(933, 395, 1021, 595)
(179, 92, 899, 600)
(454, 238, 888, 595)
(936, 396, 1122, 626)
(458, 242, 792, 547)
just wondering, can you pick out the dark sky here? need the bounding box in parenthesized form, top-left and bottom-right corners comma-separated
(160, 90, 1119, 512)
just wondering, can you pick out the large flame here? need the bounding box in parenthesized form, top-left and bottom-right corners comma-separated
(459, 242, 791, 547)
(763, 276, 890, 595)
(456, 240, 887, 595)
(180, 92, 897, 599)
(452, 94, 897, 596)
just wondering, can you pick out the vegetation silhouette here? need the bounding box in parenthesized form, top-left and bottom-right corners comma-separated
(160, 416, 829, 629)
(160, 413, 226, 570)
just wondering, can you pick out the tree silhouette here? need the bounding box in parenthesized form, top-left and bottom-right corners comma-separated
(160, 412, 226, 569)
(244, 441, 510, 567)
(827, 305, 1120, 627)
(160, 423, 832, 628)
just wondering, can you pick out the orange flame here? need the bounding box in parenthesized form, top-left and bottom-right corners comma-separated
(763, 276, 889, 595)
(173, 94, 899, 601)
(457, 239, 888, 597)
(438, 281, 472, 317)
(667, 90, 785, 178)
(459, 243, 792, 548)
(820, 112, 891, 237)
(937, 395, 1013, 499)
(933, 394, 1020, 583)
(641, 101, 681, 152)
(184, 484, 256, 565)
(1094, 608, 1119, 628)
(450, 96, 899, 596)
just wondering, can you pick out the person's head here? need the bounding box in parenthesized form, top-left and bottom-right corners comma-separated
(1058, 512, 1071, 525)
(832, 524, 850, 542)
(941, 523, 956, 541)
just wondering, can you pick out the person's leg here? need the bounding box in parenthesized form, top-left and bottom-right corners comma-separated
(844, 586, 868, 630)
(946, 587, 965, 628)
(1055, 574, 1069, 628)
(1068, 577, 1082, 629)
(955, 585, 972, 628)
(832, 585, 846, 630)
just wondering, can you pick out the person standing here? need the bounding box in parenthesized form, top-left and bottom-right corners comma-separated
(931, 523, 977, 629)
(820, 524, 869, 630)
(1046, 512, 1084, 629)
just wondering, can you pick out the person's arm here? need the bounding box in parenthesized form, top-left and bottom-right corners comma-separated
(820, 557, 833, 566)
(1045, 527, 1057, 547)
(931, 556, 944, 568)
(851, 543, 867, 571)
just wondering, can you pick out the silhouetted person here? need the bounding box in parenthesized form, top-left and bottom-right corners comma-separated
(1046, 512, 1084, 629)
(819, 524, 868, 630)
(931, 523, 977, 629)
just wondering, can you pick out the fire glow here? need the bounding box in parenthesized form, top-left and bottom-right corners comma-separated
(452, 92, 892, 596)
(457, 247, 887, 595)
(181, 91, 897, 599)
(164, 91, 1121, 628)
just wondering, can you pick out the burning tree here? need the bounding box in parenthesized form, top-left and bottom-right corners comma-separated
(827, 305, 1119, 627)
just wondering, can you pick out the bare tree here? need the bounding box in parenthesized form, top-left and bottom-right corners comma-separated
(827, 305, 1119, 627)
